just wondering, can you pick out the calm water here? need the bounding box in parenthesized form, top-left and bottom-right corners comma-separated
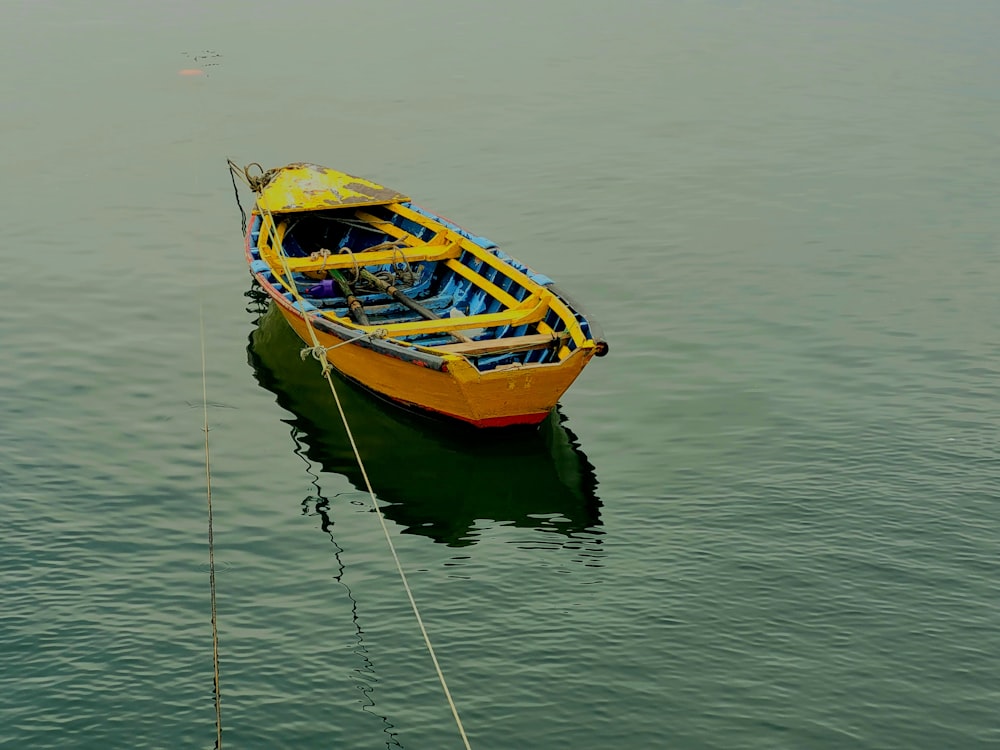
(2, 1, 999, 748)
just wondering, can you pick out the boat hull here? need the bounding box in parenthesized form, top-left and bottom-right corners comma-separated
(271, 297, 595, 427)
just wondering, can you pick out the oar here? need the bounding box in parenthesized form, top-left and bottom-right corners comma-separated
(358, 269, 473, 344)
(329, 269, 371, 326)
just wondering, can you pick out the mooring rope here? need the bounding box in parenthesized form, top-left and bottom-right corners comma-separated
(299, 328, 388, 363)
(229, 167, 247, 237)
(317, 351, 474, 750)
(200, 303, 223, 749)
(228, 161, 473, 750)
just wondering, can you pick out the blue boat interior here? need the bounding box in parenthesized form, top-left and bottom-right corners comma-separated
(250, 206, 596, 372)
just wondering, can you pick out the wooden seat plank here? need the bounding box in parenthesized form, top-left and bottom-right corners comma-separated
(429, 332, 567, 356)
(365, 306, 543, 338)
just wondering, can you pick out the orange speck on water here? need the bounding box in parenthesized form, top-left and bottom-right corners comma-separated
(178, 68, 205, 76)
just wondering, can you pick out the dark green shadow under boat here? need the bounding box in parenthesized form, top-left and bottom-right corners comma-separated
(247, 302, 603, 549)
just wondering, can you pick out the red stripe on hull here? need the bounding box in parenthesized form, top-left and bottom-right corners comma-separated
(466, 412, 551, 428)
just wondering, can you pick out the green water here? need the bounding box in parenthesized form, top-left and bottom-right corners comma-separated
(3, 1, 999, 748)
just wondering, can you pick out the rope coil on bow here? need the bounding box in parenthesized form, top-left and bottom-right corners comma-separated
(243, 162, 279, 193)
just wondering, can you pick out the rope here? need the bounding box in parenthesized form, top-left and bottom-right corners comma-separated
(308, 248, 333, 272)
(228, 161, 473, 749)
(200, 303, 223, 750)
(322, 364, 474, 750)
(229, 166, 247, 237)
(390, 246, 415, 286)
(299, 329, 388, 366)
(337, 246, 362, 284)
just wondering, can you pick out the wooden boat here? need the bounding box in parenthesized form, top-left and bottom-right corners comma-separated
(236, 162, 608, 428)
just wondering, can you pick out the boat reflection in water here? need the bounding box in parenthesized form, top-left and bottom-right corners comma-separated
(247, 304, 603, 550)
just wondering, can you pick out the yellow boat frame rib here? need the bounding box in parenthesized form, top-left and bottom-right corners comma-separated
(246, 165, 602, 428)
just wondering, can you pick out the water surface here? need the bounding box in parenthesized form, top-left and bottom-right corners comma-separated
(2, 1, 998, 748)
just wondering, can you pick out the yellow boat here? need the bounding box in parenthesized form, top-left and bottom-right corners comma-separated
(234, 162, 608, 428)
